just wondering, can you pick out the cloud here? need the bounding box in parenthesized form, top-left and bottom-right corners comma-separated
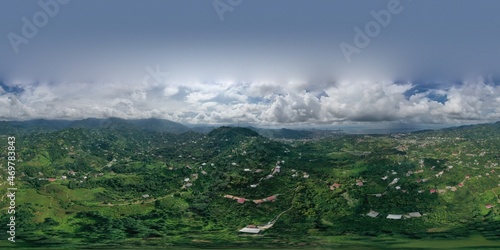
(0, 79, 499, 125)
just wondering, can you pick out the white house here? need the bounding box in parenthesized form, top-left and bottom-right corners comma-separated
(386, 214, 402, 220)
(409, 212, 422, 218)
(239, 227, 260, 234)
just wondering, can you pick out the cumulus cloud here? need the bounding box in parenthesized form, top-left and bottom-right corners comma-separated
(0, 79, 499, 126)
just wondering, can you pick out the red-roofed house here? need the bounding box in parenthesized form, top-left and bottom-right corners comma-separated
(237, 198, 246, 204)
(458, 183, 464, 187)
(485, 204, 493, 209)
(48, 178, 56, 182)
(330, 183, 342, 190)
(430, 189, 436, 194)
(267, 196, 277, 202)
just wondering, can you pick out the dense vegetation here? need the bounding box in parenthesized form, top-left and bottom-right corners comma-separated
(0, 121, 499, 248)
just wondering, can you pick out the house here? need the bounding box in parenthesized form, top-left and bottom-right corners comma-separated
(367, 210, 379, 218)
(48, 178, 56, 182)
(237, 198, 246, 204)
(356, 181, 364, 187)
(239, 227, 260, 234)
(61, 175, 67, 180)
(224, 195, 234, 199)
(430, 189, 436, 194)
(267, 196, 277, 202)
(253, 199, 264, 204)
(184, 178, 190, 182)
(244, 168, 251, 172)
(395, 186, 401, 190)
(303, 173, 310, 178)
(142, 194, 150, 198)
(458, 183, 464, 187)
(330, 183, 342, 190)
(386, 214, 402, 219)
(409, 212, 422, 218)
(485, 204, 493, 209)
(435, 171, 444, 177)
(250, 184, 258, 188)
(186, 183, 193, 187)
(382, 176, 388, 180)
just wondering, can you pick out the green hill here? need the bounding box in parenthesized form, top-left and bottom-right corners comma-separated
(0, 121, 499, 248)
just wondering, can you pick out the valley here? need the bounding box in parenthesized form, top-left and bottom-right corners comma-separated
(0, 120, 499, 248)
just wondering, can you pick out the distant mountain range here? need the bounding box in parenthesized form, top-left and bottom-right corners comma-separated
(0, 118, 191, 135)
(0, 117, 346, 139)
(1, 118, 498, 139)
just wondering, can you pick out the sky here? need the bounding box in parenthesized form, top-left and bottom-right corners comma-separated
(1, 0, 499, 127)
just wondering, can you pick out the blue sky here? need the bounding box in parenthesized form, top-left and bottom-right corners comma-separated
(0, 0, 499, 126)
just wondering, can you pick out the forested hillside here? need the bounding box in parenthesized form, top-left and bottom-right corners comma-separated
(0, 122, 499, 248)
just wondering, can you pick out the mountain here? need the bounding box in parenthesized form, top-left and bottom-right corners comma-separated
(207, 126, 260, 139)
(0, 117, 191, 134)
(0, 121, 19, 134)
(9, 119, 72, 132)
(128, 118, 190, 134)
(1, 121, 499, 248)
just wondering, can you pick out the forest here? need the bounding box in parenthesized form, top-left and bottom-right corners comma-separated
(0, 121, 499, 248)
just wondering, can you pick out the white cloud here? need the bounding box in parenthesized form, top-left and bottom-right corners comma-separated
(0, 79, 499, 125)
